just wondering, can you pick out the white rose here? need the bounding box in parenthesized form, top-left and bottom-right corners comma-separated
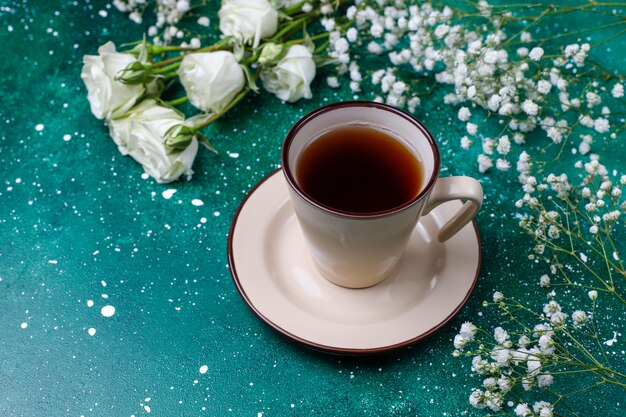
(261, 45, 316, 102)
(80, 42, 147, 120)
(108, 100, 198, 183)
(219, 0, 278, 48)
(178, 51, 246, 113)
(108, 99, 177, 154)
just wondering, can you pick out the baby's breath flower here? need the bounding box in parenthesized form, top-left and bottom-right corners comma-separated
(533, 401, 553, 417)
(469, 389, 487, 409)
(458, 106, 471, 122)
(491, 347, 511, 365)
(460, 322, 478, 340)
(460, 135, 472, 150)
(537, 373, 554, 388)
(529, 46, 544, 61)
(478, 154, 493, 173)
(547, 225, 559, 239)
(494, 326, 509, 344)
(514, 403, 532, 417)
(538, 333, 555, 354)
(588, 290, 598, 301)
(572, 310, 588, 326)
(472, 355, 489, 374)
(483, 377, 497, 390)
(521, 99, 539, 116)
(496, 158, 511, 171)
(454, 334, 469, 350)
(539, 274, 551, 287)
(496, 135, 510, 155)
(326, 76, 339, 88)
(518, 335, 531, 348)
(594, 117, 610, 133)
(612, 82, 624, 98)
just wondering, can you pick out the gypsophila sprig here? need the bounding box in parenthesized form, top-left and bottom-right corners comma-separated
(455, 291, 626, 416)
(327, 1, 626, 174)
(517, 154, 626, 306)
(456, 154, 626, 416)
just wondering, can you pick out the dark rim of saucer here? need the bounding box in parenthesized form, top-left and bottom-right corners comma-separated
(227, 168, 482, 356)
(281, 101, 441, 219)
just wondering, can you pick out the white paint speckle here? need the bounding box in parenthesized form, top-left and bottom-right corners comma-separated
(162, 189, 177, 199)
(200, 217, 207, 224)
(228, 152, 239, 158)
(143, 405, 151, 413)
(48, 260, 58, 264)
(191, 199, 204, 206)
(88, 328, 96, 336)
(35, 123, 44, 131)
(101, 305, 116, 317)
(20, 322, 28, 329)
(63, 134, 71, 141)
(98, 9, 108, 17)
(604, 331, 619, 346)
(101, 280, 107, 287)
(141, 173, 149, 180)
(213, 211, 220, 217)
(199, 365, 208, 374)
(101, 294, 109, 299)
(15, 178, 21, 184)
(87, 300, 94, 307)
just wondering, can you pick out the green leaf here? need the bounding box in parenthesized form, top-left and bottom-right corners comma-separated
(313, 55, 338, 67)
(241, 65, 260, 93)
(195, 132, 218, 154)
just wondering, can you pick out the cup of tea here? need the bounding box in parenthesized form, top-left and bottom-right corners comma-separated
(282, 101, 483, 288)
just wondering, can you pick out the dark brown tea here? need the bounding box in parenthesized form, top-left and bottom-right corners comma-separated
(295, 125, 423, 214)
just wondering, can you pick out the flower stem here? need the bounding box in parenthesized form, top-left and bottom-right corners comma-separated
(151, 37, 232, 68)
(164, 96, 189, 106)
(193, 87, 251, 132)
(591, 26, 626, 48)
(153, 61, 182, 74)
(282, 1, 306, 16)
(286, 31, 330, 46)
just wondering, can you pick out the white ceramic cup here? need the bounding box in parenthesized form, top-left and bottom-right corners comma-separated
(282, 101, 483, 289)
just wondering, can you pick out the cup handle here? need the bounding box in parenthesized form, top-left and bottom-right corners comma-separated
(422, 176, 483, 242)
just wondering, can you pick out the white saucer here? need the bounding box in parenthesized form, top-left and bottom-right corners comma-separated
(228, 169, 481, 354)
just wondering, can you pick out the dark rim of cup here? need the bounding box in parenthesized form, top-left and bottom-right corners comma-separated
(282, 101, 441, 218)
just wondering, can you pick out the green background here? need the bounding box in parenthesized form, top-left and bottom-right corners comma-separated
(1, 1, 625, 416)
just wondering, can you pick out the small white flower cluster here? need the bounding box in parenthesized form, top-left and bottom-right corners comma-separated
(114, 0, 196, 45)
(518, 155, 626, 246)
(454, 290, 600, 416)
(334, 0, 618, 174)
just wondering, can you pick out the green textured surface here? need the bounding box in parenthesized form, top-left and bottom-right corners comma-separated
(1, 1, 625, 416)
